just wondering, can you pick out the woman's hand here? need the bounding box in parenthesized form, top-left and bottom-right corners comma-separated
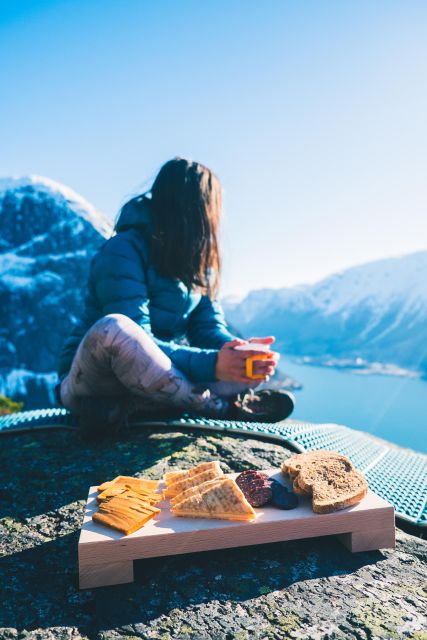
(215, 338, 280, 384)
(247, 336, 280, 380)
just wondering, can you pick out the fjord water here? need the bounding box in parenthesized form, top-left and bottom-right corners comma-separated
(283, 359, 427, 453)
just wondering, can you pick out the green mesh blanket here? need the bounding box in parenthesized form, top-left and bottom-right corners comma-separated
(1, 408, 425, 527)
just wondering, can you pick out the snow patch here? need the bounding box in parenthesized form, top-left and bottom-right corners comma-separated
(0, 175, 112, 239)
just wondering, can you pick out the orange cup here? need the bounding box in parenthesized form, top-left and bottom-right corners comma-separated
(234, 343, 273, 380)
(245, 354, 272, 379)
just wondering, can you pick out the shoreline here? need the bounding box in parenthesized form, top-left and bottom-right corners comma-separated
(291, 356, 421, 380)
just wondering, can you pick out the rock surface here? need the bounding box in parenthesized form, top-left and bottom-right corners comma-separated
(1, 428, 426, 639)
(0, 176, 111, 408)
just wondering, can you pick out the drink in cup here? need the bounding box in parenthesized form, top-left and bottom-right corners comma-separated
(234, 343, 273, 379)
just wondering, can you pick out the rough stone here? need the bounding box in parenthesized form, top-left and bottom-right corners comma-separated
(1, 428, 426, 639)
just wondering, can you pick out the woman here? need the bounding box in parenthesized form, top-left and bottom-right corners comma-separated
(57, 158, 294, 436)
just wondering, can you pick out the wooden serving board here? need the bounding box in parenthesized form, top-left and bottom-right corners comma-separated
(78, 470, 395, 589)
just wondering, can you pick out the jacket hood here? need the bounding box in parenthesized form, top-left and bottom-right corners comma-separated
(115, 195, 152, 232)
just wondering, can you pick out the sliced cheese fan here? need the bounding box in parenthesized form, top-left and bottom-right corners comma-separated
(98, 475, 159, 492)
(93, 489, 161, 535)
(97, 486, 162, 504)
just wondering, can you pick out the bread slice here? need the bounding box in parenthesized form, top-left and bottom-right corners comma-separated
(281, 450, 368, 513)
(171, 478, 256, 521)
(296, 458, 368, 513)
(311, 469, 368, 514)
(281, 451, 348, 478)
(164, 461, 220, 486)
(292, 475, 310, 496)
(163, 463, 223, 498)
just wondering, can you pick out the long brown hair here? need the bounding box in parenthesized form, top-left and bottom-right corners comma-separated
(148, 158, 222, 297)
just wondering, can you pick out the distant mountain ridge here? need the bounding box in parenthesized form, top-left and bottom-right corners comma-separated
(223, 251, 427, 375)
(0, 176, 111, 406)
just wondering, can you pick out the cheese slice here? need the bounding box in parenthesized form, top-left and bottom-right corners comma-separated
(93, 508, 156, 535)
(97, 493, 160, 515)
(171, 478, 256, 521)
(163, 463, 223, 498)
(97, 486, 161, 504)
(164, 461, 222, 486)
(93, 489, 161, 535)
(97, 475, 159, 492)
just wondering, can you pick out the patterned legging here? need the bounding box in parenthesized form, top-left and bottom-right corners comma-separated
(59, 314, 255, 417)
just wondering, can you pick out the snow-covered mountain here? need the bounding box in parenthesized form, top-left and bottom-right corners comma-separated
(223, 252, 427, 375)
(0, 176, 112, 407)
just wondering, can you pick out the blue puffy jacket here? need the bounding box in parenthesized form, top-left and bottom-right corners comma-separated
(57, 196, 237, 382)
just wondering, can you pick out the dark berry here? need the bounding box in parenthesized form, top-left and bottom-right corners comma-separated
(271, 479, 298, 509)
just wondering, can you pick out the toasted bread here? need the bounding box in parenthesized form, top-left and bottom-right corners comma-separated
(292, 475, 310, 496)
(281, 451, 368, 513)
(281, 451, 348, 479)
(295, 458, 368, 513)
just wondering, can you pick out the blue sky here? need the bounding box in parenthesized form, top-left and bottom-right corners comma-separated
(1, 0, 426, 296)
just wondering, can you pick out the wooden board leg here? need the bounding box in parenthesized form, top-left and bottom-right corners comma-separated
(338, 527, 396, 553)
(79, 559, 134, 589)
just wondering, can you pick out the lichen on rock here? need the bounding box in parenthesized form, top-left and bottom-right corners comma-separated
(0, 394, 23, 416)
